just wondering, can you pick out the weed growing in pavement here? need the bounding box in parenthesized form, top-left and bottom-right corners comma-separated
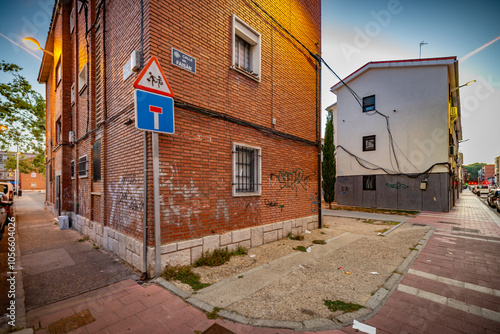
(385, 221, 400, 225)
(194, 246, 247, 267)
(409, 247, 417, 251)
(376, 228, 389, 234)
(77, 235, 90, 242)
(312, 240, 326, 245)
(363, 219, 375, 224)
(293, 246, 308, 252)
(162, 265, 211, 291)
(320, 231, 325, 235)
(287, 232, 304, 241)
(92, 243, 100, 250)
(324, 300, 364, 313)
(206, 307, 221, 319)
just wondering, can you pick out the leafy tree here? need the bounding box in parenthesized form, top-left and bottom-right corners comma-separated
(0, 61, 46, 173)
(322, 111, 336, 208)
(462, 163, 486, 182)
(4, 153, 45, 175)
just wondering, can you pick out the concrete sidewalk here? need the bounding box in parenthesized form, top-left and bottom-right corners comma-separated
(14, 190, 500, 333)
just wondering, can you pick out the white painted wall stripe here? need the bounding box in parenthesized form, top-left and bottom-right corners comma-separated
(398, 284, 500, 322)
(408, 269, 500, 297)
(434, 232, 500, 244)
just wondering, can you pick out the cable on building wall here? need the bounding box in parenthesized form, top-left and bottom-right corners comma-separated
(337, 144, 450, 178)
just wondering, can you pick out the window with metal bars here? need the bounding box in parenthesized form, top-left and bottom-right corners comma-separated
(232, 144, 261, 196)
(78, 155, 88, 178)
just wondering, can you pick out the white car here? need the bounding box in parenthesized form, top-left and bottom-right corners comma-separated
(476, 185, 490, 196)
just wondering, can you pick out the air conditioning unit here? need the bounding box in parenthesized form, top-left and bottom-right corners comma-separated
(69, 131, 75, 144)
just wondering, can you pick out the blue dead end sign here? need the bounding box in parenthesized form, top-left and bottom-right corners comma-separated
(134, 89, 175, 134)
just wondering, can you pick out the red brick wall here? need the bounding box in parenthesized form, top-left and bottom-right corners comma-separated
(43, 0, 321, 246)
(20, 172, 46, 191)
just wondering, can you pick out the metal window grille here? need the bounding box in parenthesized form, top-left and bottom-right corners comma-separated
(92, 140, 101, 181)
(78, 156, 88, 177)
(235, 35, 251, 70)
(234, 145, 260, 193)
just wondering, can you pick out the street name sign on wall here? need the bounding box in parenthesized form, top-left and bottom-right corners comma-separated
(172, 47, 196, 74)
(134, 56, 174, 97)
(134, 90, 175, 134)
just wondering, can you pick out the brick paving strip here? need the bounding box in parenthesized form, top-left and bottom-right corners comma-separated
(355, 191, 500, 333)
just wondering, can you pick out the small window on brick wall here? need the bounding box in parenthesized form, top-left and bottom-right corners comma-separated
(232, 143, 261, 196)
(78, 155, 88, 178)
(232, 14, 261, 81)
(70, 7, 75, 33)
(92, 140, 101, 181)
(70, 160, 75, 179)
(55, 118, 62, 144)
(363, 175, 376, 190)
(56, 57, 62, 86)
(79, 63, 88, 94)
(71, 83, 75, 105)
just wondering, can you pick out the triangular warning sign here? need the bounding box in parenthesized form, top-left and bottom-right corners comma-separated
(134, 56, 174, 97)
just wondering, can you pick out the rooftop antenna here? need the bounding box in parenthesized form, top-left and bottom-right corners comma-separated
(419, 41, 428, 58)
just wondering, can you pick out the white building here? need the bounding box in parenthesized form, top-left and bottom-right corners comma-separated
(330, 57, 462, 212)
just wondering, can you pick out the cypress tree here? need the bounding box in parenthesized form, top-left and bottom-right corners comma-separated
(322, 111, 336, 208)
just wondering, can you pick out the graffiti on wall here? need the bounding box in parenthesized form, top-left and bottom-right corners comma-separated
(310, 194, 319, 212)
(338, 186, 350, 196)
(386, 182, 409, 190)
(270, 168, 312, 191)
(109, 173, 143, 232)
(264, 199, 284, 211)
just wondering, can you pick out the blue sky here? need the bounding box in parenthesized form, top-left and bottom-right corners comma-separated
(1, 0, 499, 165)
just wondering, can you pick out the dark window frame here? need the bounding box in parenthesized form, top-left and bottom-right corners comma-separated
(92, 140, 101, 181)
(363, 95, 375, 112)
(363, 175, 376, 191)
(70, 160, 75, 179)
(363, 135, 376, 151)
(55, 57, 62, 87)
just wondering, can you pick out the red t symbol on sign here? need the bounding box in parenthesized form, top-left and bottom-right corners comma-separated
(150, 105, 163, 130)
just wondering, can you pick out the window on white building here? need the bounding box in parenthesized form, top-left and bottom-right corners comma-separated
(232, 15, 261, 81)
(232, 143, 261, 196)
(363, 175, 376, 190)
(363, 135, 376, 151)
(363, 95, 375, 112)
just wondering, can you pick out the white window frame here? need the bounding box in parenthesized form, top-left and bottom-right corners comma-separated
(232, 143, 261, 197)
(71, 83, 76, 105)
(231, 14, 261, 82)
(70, 7, 75, 33)
(78, 155, 88, 178)
(78, 63, 88, 94)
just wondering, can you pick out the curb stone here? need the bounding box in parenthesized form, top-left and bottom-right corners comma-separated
(154, 225, 435, 331)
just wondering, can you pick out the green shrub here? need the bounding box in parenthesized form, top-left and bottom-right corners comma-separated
(162, 265, 210, 291)
(287, 232, 304, 241)
(194, 246, 247, 267)
(324, 300, 364, 313)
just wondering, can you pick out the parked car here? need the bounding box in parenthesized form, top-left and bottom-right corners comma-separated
(0, 193, 12, 232)
(476, 185, 490, 196)
(0, 182, 14, 216)
(488, 189, 500, 208)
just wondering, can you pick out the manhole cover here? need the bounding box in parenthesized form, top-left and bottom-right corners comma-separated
(452, 227, 480, 234)
(437, 221, 459, 225)
(48, 309, 95, 334)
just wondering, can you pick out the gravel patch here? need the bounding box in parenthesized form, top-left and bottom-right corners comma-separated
(168, 216, 430, 322)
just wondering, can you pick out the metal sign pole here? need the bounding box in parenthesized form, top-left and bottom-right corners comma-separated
(153, 132, 161, 277)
